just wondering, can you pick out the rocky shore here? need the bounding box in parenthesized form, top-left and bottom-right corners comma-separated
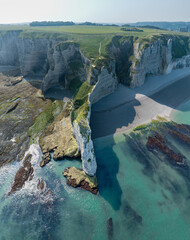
(63, 167, 98, 194)
(8, 153, 33, 195)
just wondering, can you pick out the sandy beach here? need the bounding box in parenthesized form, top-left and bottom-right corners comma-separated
(91, 68, 190, 139)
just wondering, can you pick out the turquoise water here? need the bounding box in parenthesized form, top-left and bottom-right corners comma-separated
(1, 101, 190, 239)
(171, 99, 190, 125)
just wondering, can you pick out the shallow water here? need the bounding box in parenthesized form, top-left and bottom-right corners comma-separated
(1, 102, 190, 239)
(171, 99, 190, 125)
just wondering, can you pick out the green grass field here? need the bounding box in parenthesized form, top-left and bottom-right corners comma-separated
(1, 24, 190, 60)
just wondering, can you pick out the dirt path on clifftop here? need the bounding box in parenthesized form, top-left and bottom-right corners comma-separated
(90, 71, 190, 139)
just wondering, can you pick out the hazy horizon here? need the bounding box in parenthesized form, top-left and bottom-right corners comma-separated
(0, 0, 189, 24)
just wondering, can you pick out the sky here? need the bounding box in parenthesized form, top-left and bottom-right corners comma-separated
(1, 0, 190, 24)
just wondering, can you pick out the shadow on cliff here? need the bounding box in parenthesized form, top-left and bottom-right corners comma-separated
(94, 136, 122, 211)
(24, 76, 72, 100)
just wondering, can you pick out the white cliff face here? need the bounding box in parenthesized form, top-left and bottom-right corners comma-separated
(73, 99, 97, 177)
(42, 44, 89, 92)
(0, 31, 54, 76)
(90, 64, 118, 105)
(72, 62, 119, 176)
(130, 39, 172, 87)
(0, 32, 88, 92)
(17, 37, 51, 77)
(130, 38, 190, 87)
(0, 31, 20, 66)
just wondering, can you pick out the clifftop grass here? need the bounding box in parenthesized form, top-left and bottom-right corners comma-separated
(1, 25, 190, 61)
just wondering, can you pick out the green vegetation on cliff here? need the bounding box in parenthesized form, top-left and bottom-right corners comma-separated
(28, 100, 64, 144)
(72, 80, 92, 123)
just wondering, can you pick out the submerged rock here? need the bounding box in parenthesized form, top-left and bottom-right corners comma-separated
(107, 218, 114, 240)
(63, 167, 98, 194)
(147, 132, 186, 165)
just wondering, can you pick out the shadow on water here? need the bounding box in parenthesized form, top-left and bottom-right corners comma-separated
(91, 74, 190, 139)
(94, 136, 122, 211)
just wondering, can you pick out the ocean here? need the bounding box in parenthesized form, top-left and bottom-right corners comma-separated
(0, 99, 190, 240)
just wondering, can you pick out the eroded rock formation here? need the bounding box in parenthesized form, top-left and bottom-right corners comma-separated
(39, 100, 80, 163)
(63, 167, 98, 194)
(8, 154, 33, 195)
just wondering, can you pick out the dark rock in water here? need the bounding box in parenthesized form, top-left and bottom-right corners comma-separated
(63, 167, 98, 194)
(40, 152, 51, 167)
(37, 179, 45, 190)
(165, 124, 190, 146)
(37, 179, 53, 197)
(146, 132, 186, 166)
(8, 154, 33, 195)
(107, 217, 113, 239)
(80, 180, 98, 195)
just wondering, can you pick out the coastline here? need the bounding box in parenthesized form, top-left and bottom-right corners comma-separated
(91, 68, 190, 139)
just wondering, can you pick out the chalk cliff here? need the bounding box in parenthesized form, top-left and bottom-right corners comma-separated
(90, 62, 118, 104)
(73, 102, 97, 176)
(130, 37, 190, 87)
(130, 39, 172, 87)
(1, 31, 190, 177)
(42, 42, 89, 92)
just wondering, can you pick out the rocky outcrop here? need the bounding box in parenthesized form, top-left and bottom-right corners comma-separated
(0, 73, 53, 166)
(63, 167, 98, 194)
(73, 103, 97, 176)
(40, 152, 51, 167)
(8, 154, 33, 195)
(39, 99, 80, 162)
